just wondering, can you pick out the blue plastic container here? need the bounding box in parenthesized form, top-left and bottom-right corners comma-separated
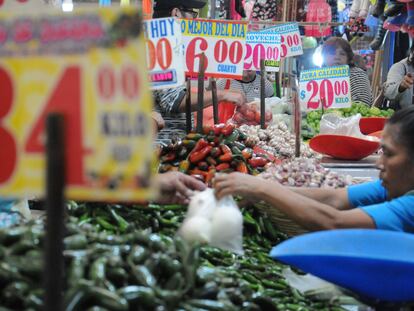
(270, 229, 414, 302)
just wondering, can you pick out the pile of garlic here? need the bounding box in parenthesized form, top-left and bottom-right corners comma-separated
(260, 157, 353, 188)
(238, 124, 317, 159)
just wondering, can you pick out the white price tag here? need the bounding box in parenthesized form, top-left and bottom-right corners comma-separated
(261, 23, 303, 58)
(244, 31, 281, 72)
(299, 65, 352, 110)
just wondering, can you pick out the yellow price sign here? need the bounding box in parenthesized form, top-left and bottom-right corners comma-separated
(0, 8, 156, 201)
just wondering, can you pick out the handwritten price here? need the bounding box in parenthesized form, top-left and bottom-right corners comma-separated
(280, 33, 300, 57)
(146, 38, 173, 71)
(185, 37, 244, 72)
(245, 44, 280, 70)
(302, 79, 349, 109)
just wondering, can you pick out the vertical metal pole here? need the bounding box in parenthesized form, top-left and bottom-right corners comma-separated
(209, 0, 216, 19)
(211, 78, 219, 124)
(196, 53, 206, 133)
(291, 79, 301, 158)
(260, 59, 266, 129)
(186, 77, 192, 133)
(275, 72, 281, 98)
(44, 113, 66, 311)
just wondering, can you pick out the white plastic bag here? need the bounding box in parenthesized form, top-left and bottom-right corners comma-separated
(320, 113, 365, 138)
(319, 113, 379, 142)
(178, 189, 244, 254)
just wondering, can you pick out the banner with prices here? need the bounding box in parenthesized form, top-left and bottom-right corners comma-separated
(181, 19, 247, 79)
(261, 23, 303, 58)
(144, 18, 185, 90)
(244, 31, 281, 72)
(0, 8, 156, 202)
(299, 65, 352, 110)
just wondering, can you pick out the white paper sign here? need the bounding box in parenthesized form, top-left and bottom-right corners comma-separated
(181, 19, 247, 79)
(261, 22, 303, 58)
(299, 65, 352, 110)
(144, 18, 185, 90)
(244, 31, 281, 72)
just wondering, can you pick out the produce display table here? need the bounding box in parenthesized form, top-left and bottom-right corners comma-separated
(320, 155, 379, 168)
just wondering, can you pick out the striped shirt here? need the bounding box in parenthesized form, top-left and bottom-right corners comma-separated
(216, 75, 274, 102)
(350, 66, 372, 106)
(153, 86, 191, 146)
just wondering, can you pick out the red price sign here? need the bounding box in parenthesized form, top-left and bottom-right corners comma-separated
(0, 9, 156, 202)
(144, 18, 185, 90)
(261, 23, 303, 58)
(299, 65, 352, 110)
(244, 31, 281, 71)
(181, 19, 247, 79)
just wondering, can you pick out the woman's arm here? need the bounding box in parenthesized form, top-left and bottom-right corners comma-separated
(289, 187, 353, 210)
(214, 173, 375, 231)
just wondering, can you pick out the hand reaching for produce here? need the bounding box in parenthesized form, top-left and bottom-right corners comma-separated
(217, 89, 246, 106)
(155, 171, 206, 204)
(214, 172, 265, 200)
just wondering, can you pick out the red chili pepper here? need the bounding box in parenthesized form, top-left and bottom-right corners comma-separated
(236, 161, 248, 174)
(188, 138, 209, 158)
(241, 148, 253, 160)
(219, 153, 233, 162)
(189, 145, 213, 164)
(248, 157, 269, 168)
(252, 146, 277, 163)
(205, 168, 216, 186)
(160, 152, 176, 163)
(210, 147, 222, 158)
(202, 125, 214, 135)
(220, 144, 232, 155)
(221, 123, 235, 136)
(206, 156, 217, 166)
(216, 163, 230, 171)
(189, 169, 208, 177)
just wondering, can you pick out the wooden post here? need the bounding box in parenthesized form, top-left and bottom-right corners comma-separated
(210, 78, 219, 124)
(260, 59, 266, 129)
(291, 79, 301, 158)
(196, 53, 206, 133)
(44, 113, 66, 311)
(186, 77, 192, 133)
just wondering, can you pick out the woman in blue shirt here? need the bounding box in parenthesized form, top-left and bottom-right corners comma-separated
(214, 106, 414, 233)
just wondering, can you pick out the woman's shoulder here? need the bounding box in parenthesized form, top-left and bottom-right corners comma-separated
(350, 66, 367, 75)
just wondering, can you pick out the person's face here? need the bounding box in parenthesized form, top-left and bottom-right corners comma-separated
(324, 46, 348, 67)
(171, 7, 198, 19)
(242, 70, 256, 82)
(376, 124, 414, 199)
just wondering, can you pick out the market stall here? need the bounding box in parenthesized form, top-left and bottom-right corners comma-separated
(1, 0, 414, 310)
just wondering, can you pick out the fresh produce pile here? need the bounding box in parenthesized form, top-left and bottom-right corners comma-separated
(0, 202, 346, 310)
(159, 124, 274, 185)
(230, 102, 273, 127)
(238, 124, 317, 159)
(260, 158, 352, 188)
(306, 102, 394, 136)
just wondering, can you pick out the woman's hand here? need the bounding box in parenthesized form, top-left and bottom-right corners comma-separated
(155, 171, 206, 204)
(217, 90, 246, 106)
(214, 172, 265, 200)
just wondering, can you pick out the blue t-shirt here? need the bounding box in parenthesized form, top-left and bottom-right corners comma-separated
(347, 180, 414, 233)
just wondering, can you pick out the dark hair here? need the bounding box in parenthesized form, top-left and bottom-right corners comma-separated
(387, 105, 414, 154)
(322, 37, 354, 66)
(153, 9, 173, 18)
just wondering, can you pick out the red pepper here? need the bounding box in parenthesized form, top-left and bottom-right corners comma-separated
(160, 152, 176, 163)
(206, 156, 217, 166)
(188, 138, 209, 158)
(216, 163, 230, 171)
(241, 148, 253, 160)
(248, 157, 268, 168)
(205, 168, 216, 186)
(210, 147, 222, 158)
(189, 145, 213, 164)
(220, 144, 232, 155)
(252, 146, 279, 163)
(203, 125, 214, 135)
(189, 169, 208, 177)
(236, 161, 248, 174)
(218, 153, 233, 162)
(221, 123, 235, 136)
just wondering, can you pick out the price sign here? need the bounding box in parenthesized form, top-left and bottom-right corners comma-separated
(181, 19, 247, 79)
(299, 65, 352, 110)
(261, 23, 303, 58)
(0, 8, 156, 202)
(244, 31, 281, 72)
(144, 18, 185, 90)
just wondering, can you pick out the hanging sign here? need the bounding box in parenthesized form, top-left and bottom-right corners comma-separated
(0, 8, 156, 202)
(299, 65, 352, 110)
(181, 18, 247, 79)
(144, 18, 185, 90)
(261, 22, 303, 58)
(244, 31, 281, 72)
